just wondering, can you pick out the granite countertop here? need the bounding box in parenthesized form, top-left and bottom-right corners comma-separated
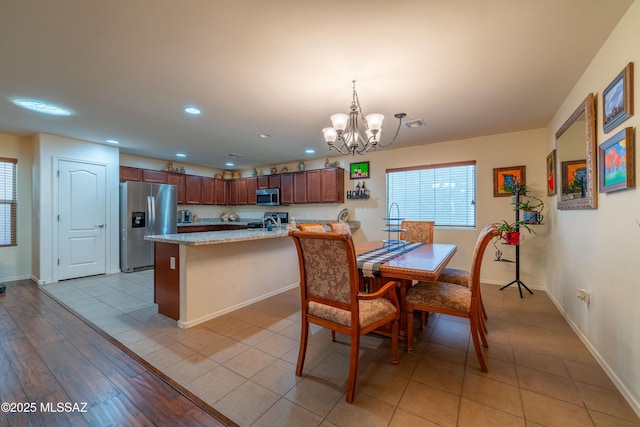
(177, 219, 360, 229)
(145, 228, 290, 246)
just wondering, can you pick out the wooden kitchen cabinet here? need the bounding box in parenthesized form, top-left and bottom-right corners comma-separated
(120, 166, 142, 182)
(257, 176, 269, 189)
(237, 178, 248, 205)
(306, 170, 322, 203)
(320, 167, 345, 203)
(280, 173, 293, 205)
(185, 175, 202, 204)
(247, 177, 257, 204)
(215, 179, 228, 205)
(228, 180, 238, 205)
(154, 242, 180, 320)
(269, 175, 280, 189)
(142, 169, 168, 184)
(293, 171, 307, 204)
(201, 177, 215, 205)
(303, 168, 344, 203)
(167, 173, 185, 204)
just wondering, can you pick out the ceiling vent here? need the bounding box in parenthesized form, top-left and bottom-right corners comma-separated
(403, 118, 425, 128)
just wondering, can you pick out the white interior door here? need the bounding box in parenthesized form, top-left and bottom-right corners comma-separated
(58, 160, 107, 280)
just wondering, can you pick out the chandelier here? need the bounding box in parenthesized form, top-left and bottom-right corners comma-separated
(322, 80, 406, 155)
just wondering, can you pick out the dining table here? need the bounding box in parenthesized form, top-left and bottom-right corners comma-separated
(355, 241, 458, 339)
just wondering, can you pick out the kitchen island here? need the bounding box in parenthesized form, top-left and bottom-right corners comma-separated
(145, 229, 298, 328)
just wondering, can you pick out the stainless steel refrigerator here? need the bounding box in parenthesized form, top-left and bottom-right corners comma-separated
(120, 181, 177, 272)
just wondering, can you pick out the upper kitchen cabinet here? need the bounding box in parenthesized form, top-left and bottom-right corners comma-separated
(293, 172, 307, 204)
(236, 178, 249, 205)
(120, 166, 142, 182)
(257, 176, 269, 189)
(306, 168, 344, 203)
(215, 179, 228, 205)
(280, 173, 293, 205)
(201, 177, 215, 205)
(142, 169, 168, 184)
(247, 177, 257, 204)
(228, 179, 238, 205)
(167, 173, 185, 204)
(185, 175, 202, 204)
(321, 167, 344, 203)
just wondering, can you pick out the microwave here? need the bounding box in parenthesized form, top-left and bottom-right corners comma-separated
(256, 188, 280, 206)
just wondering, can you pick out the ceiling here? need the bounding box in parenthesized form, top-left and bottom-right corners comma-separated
(0, 0, 634, 170)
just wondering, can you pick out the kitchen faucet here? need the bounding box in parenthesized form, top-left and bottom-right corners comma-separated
(262, 216, 281, 230)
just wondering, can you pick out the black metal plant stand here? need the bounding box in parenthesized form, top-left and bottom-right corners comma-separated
(499, 184, 534, 298)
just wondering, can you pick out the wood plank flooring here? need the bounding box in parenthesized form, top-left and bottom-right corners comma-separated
(0, 279, 236, 427)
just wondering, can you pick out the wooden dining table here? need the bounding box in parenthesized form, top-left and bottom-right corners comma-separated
(355, 241, 458, 338)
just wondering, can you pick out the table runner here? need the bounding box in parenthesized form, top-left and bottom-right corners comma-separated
(357, 242, 425, 278)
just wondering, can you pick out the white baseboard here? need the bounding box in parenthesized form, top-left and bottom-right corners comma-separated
(545, 290, 640, 418)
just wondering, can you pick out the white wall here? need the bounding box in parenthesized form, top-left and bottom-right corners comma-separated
(33, 133, 120, 284)
(545, 0, 640, 414)
(0, 134, 33, 281)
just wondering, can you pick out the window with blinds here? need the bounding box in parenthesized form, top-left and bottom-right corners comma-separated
(386, 161, 476, 228)
(0, 158, 17, 247)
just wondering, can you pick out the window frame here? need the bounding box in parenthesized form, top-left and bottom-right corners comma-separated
(386, 160, 477, 229)
(0, 157, 18, 247)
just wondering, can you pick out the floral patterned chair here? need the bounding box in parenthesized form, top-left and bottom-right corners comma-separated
(405, 224, 499, 373)
(328, 221, 351, 235)
(399, 220, 434, 243)
(289, 230, 400, 403)
(298, 223, 327, 232)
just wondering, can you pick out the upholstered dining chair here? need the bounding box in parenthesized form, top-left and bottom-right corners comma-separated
(398, 221, 435, 328)
(405, 224, 499, 372)
(439, 267, 489, 322)
(399, 220, 434, 244)
(297, 223, 327, 232)
(328, 221, 351, 235)
(289, 230, 400, 403)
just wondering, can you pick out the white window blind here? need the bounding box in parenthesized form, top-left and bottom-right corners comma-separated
(0, 158, 17, 247)
(386, 161, 476, 228)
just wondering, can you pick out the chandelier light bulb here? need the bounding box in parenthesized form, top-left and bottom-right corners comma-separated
(330, 113, 349, 132)
(322, 127, 337, 143)
(366, 113, 384, 131)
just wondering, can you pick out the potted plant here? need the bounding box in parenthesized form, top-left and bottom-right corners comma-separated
(516, 197, 544, 224)
(495, 220, 535, 245)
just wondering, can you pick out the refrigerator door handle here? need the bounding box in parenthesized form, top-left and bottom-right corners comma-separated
(147, 195, 155, 231)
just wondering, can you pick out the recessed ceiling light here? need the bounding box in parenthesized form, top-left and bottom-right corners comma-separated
(176, 153, 186, 158)
(225, 162, 235, 167)
(184, 107, 201, 115)
(305, 149, 315, 154)
(106, 139, 119, 144)
(12, 98, 71, 116)
(259, 134, 271, 139)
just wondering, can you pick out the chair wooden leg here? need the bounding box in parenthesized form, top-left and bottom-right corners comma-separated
(296, 319, 309, 376)
(346, 332, 360, 403)
(469, 315, 488, 373)
(391, 317, 399, 364)
(406, 306, 415, 352)
(331, 330, 336, 341)
(420, 311, 428, 329)
(480, 296, 488, 320)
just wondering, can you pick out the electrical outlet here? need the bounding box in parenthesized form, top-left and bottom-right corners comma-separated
(170, 257, 176, 270)
(577, 288, 590, 304)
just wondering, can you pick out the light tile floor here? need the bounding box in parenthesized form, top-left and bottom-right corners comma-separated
(42, 271, 640, 427)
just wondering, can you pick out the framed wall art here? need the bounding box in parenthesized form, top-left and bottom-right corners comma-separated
(546, 150, 557, 196)
(349, 161, 369, 179)
(603, 62, 634, 133)
(598, 127, 635, 193)
(493, 165, 526, 197)
(561, 159, 587, 195)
